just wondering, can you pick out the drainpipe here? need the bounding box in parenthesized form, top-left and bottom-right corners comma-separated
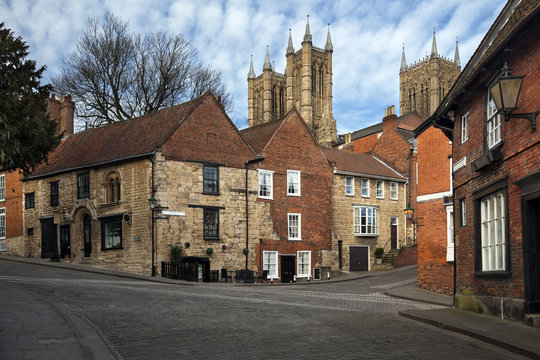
(245, 156, 264, 271)
(150, 153, 156, 276)
(451, 137, 457, 308)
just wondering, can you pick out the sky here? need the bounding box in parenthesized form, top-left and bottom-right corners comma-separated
(2, 0, 505, 134)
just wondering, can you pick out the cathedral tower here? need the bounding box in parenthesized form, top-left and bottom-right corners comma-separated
(248, 16, 337, 147)
(399, 30, 461, 119)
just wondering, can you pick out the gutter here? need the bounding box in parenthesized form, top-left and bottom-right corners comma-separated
(333, 169, 407, 183)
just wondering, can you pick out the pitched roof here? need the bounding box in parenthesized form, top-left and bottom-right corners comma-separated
(240, 119, 284, 154)
(347, 112, 422, 142)
(322, 147, 406, 181)
(26, 94, 208, 179)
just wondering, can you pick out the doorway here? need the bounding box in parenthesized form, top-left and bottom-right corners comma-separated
(60, 225, 71, 258)
(524, 196, 540, 313)
(40, 218, 58, 258)
(83, 214, 92, 257)
(280, 255, 295, 283)
(349, 246, 369, 271)
(390, 217, 398, 249)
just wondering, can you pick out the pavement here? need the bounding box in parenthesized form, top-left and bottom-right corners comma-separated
(1, 254, 540, 359)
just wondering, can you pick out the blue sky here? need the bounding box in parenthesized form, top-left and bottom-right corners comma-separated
(2, 0, 505, 133)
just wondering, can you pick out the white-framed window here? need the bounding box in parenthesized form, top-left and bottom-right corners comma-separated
(258, 170, 274, 199)
(0, 207, 5, 239)
(460, 198, 467, 227)
(376, 180, 384, 199)
(353, 206, 378, 236)
(345, 177, 354, 196)
(390, 182, 398, 200)
(461, 112, 469, 143)
(288, 213, 301, 240)
(287, 170, 301, 196)
(446, 205, 454, 262)
(361, 179, 370, 197)
(481, 192, 506, 271)
(297, 250, 311, 278)
(0, 174, 5, 202)
(263, 251, 278, 279)
(486, 92, 501, 149)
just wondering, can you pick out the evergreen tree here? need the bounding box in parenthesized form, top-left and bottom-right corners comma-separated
(0, 23, 60, 174)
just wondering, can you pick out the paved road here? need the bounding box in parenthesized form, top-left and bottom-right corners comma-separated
(0, 262, 529, 359)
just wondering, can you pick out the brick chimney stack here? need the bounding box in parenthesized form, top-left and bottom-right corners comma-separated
(382, 105, 398, 132)
(48, 94, 75, 137)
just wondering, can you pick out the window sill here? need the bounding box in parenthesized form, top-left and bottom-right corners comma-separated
(354, 234, 378, 237)
(345, 193, 354, 197)
(471, 146, 502, 172)
(100, 201, 122, 208)
(203, 192, 220, 196)
(287, 193, 302, 197)
(288, 238, 302, 241)
(258, 196, 273, 200)
(474, 270, 512, 278)
(101, 247, 124, 251)
(376, 196, 384, 200)
(204, 237, 220, 241)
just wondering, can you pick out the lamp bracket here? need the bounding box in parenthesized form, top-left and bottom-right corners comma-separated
(504, 111, 539, 131)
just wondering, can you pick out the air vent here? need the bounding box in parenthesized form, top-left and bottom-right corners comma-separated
(122, 213, 132, 224)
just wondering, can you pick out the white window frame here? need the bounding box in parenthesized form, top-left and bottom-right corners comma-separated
(353, 206, 378, 236)
(0, 207, 5, 239)
(376, 180, 384, 199)
(297, 250, 311, 278)
(460, 198, 467, 227)
(481, 192, 506, 271)
(390, 182, 398, 200)
(361, 179, 370, 197)
(486, 92, 502, 149)
(461, 112, 469, 143)
(345, 176, 354, 196)
(446, 205, 454, 262)
(258, 169, 274, 199)
(288, 213, 301, 240)
(263, 250, 279, 279)
(287, 170, 301, 196)
(0, 174, 5, 202)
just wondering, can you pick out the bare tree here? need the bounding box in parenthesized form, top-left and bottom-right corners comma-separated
(53, 14, 232, 128)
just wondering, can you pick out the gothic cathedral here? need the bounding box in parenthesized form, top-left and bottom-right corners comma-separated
(247, 17, 337, 147)
(399, 30, 461, 119)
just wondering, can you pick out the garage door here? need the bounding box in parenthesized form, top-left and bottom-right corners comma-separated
(349, 246, 368, 271)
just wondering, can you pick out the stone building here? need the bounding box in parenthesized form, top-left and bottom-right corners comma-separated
(322, 148, 407, 271)
(429, 0, 540, 321)
(247, 16, 337, 147)
(241, 109, 333, 282)
(22, 92, 276, 276)
(399, 30, 461, 120)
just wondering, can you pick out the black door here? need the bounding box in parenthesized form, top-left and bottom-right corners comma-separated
(391, 224, 398, 249)
(40, 218, 58, 258)
(60, 225, 71, 258)
(525, 196, 540, 313)
(83, 214, 92, 257)
(349, 246, 368, 271)
(280, 255, 295, 283)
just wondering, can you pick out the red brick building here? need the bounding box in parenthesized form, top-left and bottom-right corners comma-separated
(241, 109, 333, 282)
(429, 0, 540, 320)
(414, 121, 453, 294)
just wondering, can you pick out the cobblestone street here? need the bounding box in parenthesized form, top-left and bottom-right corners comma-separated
(0, 261, 530, 359)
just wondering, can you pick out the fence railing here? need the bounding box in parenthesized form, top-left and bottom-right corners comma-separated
(161, 261, 219, 282)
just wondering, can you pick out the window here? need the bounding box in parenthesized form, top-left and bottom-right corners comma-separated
(203, 208, 219, 239)
(480, 192, 506, 271)
(0, 174, 4, 202)
(101, 216, 122, 250)
(390, 182, 398, 200)
(27, 227, 34, 236)
(345, 177, 354, 196)
(263, 251, 278, 279)
(0, 208, 5, 238)
(461, 112, 469, 143)
(50, 181, 59, 206)
(361, 179, 370, 197)
(376, 180, 384, 199)
(288, 213, 301, 240)
(258, 170, 273, 199)
(353, 206, 378, 236)
(287, 170, 301, 196)
(486, 92, 501, 149)
(297, 250, 311, 278)
(446, 206, 454, 262)
(77, 172, 90, 199)
(105, 172, 121, 203)
(460, 198, 467, 227)
(203, 165, 219, 195)
(25, 192, 35, 209)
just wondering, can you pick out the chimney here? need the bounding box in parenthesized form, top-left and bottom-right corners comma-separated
(382, 105, 398, 132)
(47, 94, 61, 136)
(60, 95, 75, 136)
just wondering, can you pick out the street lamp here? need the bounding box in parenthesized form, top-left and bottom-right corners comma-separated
(489, 62, 538, 131)
(148, 193, 168, 277)
(404, 202, 416, 245)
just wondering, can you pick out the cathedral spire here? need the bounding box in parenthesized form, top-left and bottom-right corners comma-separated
(400, 44, 407, 72)
(263, 45, 272, 71)
(247, 55, 255, 79)
(287, 29, 294, 54)
(303, 15, 312, 43)
(431, 27, 438, 58)
(325, 23, 333, 51)
(454, 37, 461, 67)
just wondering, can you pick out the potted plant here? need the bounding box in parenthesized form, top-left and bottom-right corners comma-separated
(170, 245, 183, 265)
(374, 247, 384, 264)
(206, 247, 213, 255)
